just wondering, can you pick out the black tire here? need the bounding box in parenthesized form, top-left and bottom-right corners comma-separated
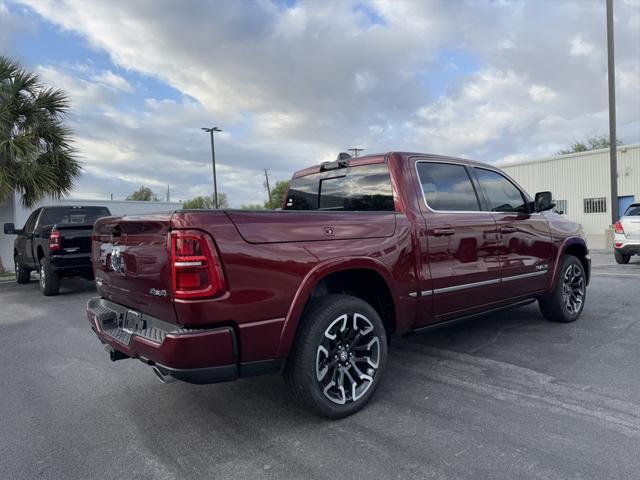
(614, 252, 630, 264)
(284, 294, 388, 419)
(14, 256, 31, 284)
(39, 258, 60, 296)
(539, 255, 586, 323)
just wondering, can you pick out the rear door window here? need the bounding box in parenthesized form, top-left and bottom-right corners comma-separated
(416, 162, 481, 211)
(474, 168, 528, 213)
(285, 163, 394, 211)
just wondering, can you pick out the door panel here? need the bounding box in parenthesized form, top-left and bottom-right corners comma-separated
(414, 161, 501, 323)
(493, 213, 553, 298)
(618, 196, 635, 217)
(427, 213, 501, 316)
(472, 167, 553, 298)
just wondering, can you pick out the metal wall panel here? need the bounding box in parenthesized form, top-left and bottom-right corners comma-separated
(500, 145, 640, 235)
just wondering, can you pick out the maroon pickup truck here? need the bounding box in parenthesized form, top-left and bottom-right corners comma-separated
(87, 152, 589, 418)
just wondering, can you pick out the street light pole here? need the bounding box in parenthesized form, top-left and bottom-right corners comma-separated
(606, 0, 618, 224)
(202, 127, 222, 208)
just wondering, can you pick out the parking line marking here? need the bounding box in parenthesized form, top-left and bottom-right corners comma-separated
(592, 272, 640, 278)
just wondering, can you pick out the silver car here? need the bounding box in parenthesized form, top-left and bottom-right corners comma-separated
(614, 202, 640, 264)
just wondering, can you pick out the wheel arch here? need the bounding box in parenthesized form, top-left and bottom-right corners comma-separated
(276, 257, 399, 358)
(550, 237, 590, 289)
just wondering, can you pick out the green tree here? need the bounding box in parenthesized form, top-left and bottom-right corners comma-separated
(0, 56, 80, 208)
(557, 135, 623, 155)
(240, 203, 265, 210)
(265, 180, 290, 210)
(126, 185, 158, 201)
(183, 193, 228, 209)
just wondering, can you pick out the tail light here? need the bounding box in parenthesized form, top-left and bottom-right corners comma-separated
(614, 221, 625, 235)
(170, 230, 226, 300)
(49, 229, 61, 252)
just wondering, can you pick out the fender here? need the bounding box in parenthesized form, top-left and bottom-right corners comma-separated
(275, 256, 403, 358)
(548, 236, 590, 292)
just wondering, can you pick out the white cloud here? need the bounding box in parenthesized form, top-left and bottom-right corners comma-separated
(91, 70, 133, 93)
(569, 35, 595, 57)
(9, 0, 640, 204)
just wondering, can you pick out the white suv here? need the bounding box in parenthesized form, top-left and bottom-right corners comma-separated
(614, 203, 640, 264)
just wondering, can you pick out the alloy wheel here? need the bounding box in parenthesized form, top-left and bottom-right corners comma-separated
(562, 264, 584, 315)
(40, 265, 46, 290)
(315, 313, 381, 405)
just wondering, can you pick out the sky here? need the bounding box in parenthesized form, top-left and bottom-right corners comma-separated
(1, 0, 639, 206)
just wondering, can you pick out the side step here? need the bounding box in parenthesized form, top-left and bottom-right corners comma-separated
(406, 298, 536, 336)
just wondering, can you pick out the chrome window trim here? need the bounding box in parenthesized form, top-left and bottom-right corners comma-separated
(414, 160, 489, 214)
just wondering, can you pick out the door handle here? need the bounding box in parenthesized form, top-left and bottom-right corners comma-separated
(433, 228, 455, 237)
(499, 226, 517, 234)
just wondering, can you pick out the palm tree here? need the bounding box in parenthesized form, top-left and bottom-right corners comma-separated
(0, 56, 81, 209)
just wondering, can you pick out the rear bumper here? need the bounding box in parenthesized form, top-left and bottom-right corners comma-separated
(613, 237, 640, 255)
(51, 253, 93, 276)
(87, 297, 282, 384)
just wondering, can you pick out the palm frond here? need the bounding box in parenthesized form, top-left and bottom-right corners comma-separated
(0, 56, 82, 208)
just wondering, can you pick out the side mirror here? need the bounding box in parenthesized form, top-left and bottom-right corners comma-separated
(3, 223, 16, 235)
(534, 191, 555, 212)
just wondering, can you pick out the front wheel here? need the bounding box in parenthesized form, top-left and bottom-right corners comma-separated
(539, 255, 586, 323)
(39, 259, 60, 296)
(285, 294, 388, 419)
(614, 252, 630, 264)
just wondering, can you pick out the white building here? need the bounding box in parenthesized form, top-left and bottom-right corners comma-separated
(0, 192, 182, 272)
(500, 144, 640, 246)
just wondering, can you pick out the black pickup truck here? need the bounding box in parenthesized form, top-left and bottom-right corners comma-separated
(4, 206, 111, 295)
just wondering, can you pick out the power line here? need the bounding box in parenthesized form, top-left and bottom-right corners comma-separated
(348, 147, 364, 158)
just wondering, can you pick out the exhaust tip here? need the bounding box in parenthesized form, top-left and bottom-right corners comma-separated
(152, 366, 176, 384)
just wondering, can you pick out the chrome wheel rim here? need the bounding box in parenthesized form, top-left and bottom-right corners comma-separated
(14, 258, 19, 281)
(39, 266, 45, 290)
(562, 264, 584, 315)
(315, 313, 380, 405)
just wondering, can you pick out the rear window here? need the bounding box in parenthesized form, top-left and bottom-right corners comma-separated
(39, 207, 111, 227)
(625, 204, 640, 216)
(285, 163, 395, 211)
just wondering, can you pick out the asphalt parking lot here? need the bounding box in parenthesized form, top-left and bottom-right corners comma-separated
(1, 252, 639, 480)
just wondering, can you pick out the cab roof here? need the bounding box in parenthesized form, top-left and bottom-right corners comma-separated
(291, 152, 495, 178)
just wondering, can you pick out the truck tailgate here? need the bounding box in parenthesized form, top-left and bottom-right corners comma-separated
(54, 224, 94, 254)
(92, 213, 176, 323)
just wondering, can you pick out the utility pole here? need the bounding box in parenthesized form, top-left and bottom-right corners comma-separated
(166, 185, 170, 203)
(201, 127, 222, 208)
(348, 147, 364, 158)
(606, 0, 618, 224)
(264, 169, 272, 204)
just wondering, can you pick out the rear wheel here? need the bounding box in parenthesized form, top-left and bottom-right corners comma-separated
(14, 256, 31, 284)
(539, 255, 586, 323)
(285, 294, 388, 418)
(614, 252, 630, 264)
(39, 259, 60, 296)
